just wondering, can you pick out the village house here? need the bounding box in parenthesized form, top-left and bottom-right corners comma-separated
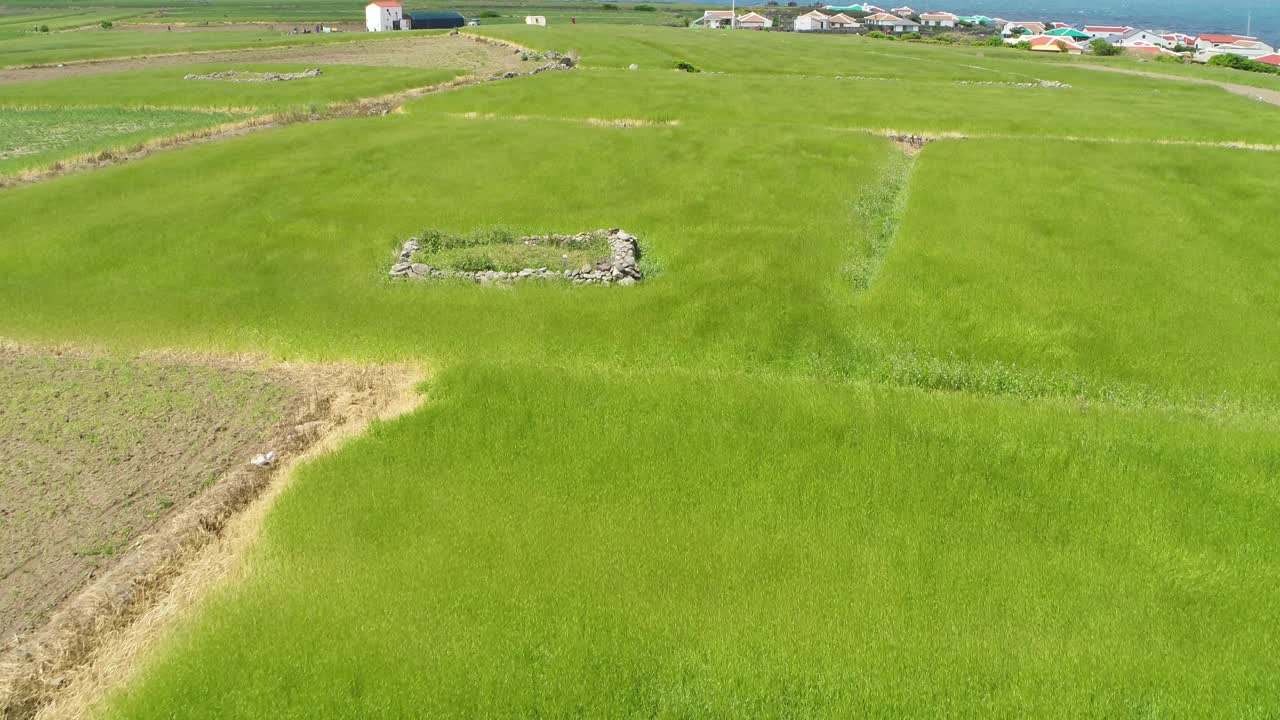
(828, 12, 860, 29)
(364, 0, 403, 31)
(1257, 53, 1280, 67)
(735, 11, 772, 29)
(958, 15, 995, 26)
(1028, 35, 1085, 54)
(890, 6, 915, 16)
(692, 10, 736, 28)
(524, 15, 547, 25)
(919, 11, 957, 28)
(864, 12, 920, 32)
(794, 10, 831, 31)
(1195, 38, 1275, 62)
(1083, 25, 1132, 40)
(824, 4, 883, 13)
(1003, 21, 1046, 37)
(1161, 32, 1196, 47)
(1118, 29, 1172, 49)
(1044, 26, 1091, 41)
(1193, 33, 1257, 51)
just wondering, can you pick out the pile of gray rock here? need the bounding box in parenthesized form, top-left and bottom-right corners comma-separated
(389, 229, 643, 286)
(495, 52, 578, 80)
(956, 79, 1071, 89)
(184, 68, 322, 82)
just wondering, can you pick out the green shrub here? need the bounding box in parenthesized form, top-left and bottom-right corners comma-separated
(672, 59, 700, 72)
(866, 31, 894, 41)
(480, 10, 500, 18)
(100, 20, 113, 29)
(633, 4, 656, 10)
(1014, 40, 1031, 50)
(1208, 53, 1280, 74)
(38, 24, 49, 32)
(902, 32, 922, 40)
(451, 252, 494, 272)
(1090, 39, 1121, 56)
(600, 2, 619, 9)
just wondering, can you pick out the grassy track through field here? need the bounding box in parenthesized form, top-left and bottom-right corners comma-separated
(0, 22, 1277, 719)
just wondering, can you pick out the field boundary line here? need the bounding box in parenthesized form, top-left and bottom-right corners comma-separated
(828, 127, 1280, 153)
(847, 138, 920, 291)
(445, 110, 680, 128)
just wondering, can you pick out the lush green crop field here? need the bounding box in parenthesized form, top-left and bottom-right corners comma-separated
(0, 64, 460, 111)
(0, 26, 440, 67)
(0, 9, 145, 39)
(0, 106, 240, 175)
(1, 20, 1278, 719)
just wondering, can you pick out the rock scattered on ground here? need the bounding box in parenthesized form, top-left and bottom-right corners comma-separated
(185, 68, 322, 82)
(956, 79, 1071, 89)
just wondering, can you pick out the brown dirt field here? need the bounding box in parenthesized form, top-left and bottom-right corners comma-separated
(1080, 65, 1280, 107)
(0, 33, 526, 84)
(0, 343, 424, 719)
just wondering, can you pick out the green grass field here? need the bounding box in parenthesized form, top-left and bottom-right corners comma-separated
(1, 20, 1278, 719)
(0, 106, 241, 175)
(0, 64, 460, 111)
(0, 26, 446, 67)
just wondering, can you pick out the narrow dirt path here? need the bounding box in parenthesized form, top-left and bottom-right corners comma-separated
(1078, 64, 1280, 107)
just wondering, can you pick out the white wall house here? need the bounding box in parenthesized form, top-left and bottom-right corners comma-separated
(1195, 33, 1259, 51)
(1083, 25, 1131, 39)
(1003, 21, 1045, 36)
(692, 10, 735, 28)
(794, 11, 830, 31)
(1118, 29, 1172, 48)
(736, 12, 773, 29)
(864, 12, 920, 32)
(828, 12, 860, 28)
(365, 0, 402, 32)
(1195, 38, 1275, 61)
(919, 12, 958, 27)
(525, 15, 547, 26)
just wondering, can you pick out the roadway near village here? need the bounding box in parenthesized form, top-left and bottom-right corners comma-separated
(0, 6, 1278, 719)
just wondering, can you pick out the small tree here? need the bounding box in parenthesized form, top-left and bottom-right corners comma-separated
(1090, 38, 1121, 56)
(39, 24, 49, 32)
